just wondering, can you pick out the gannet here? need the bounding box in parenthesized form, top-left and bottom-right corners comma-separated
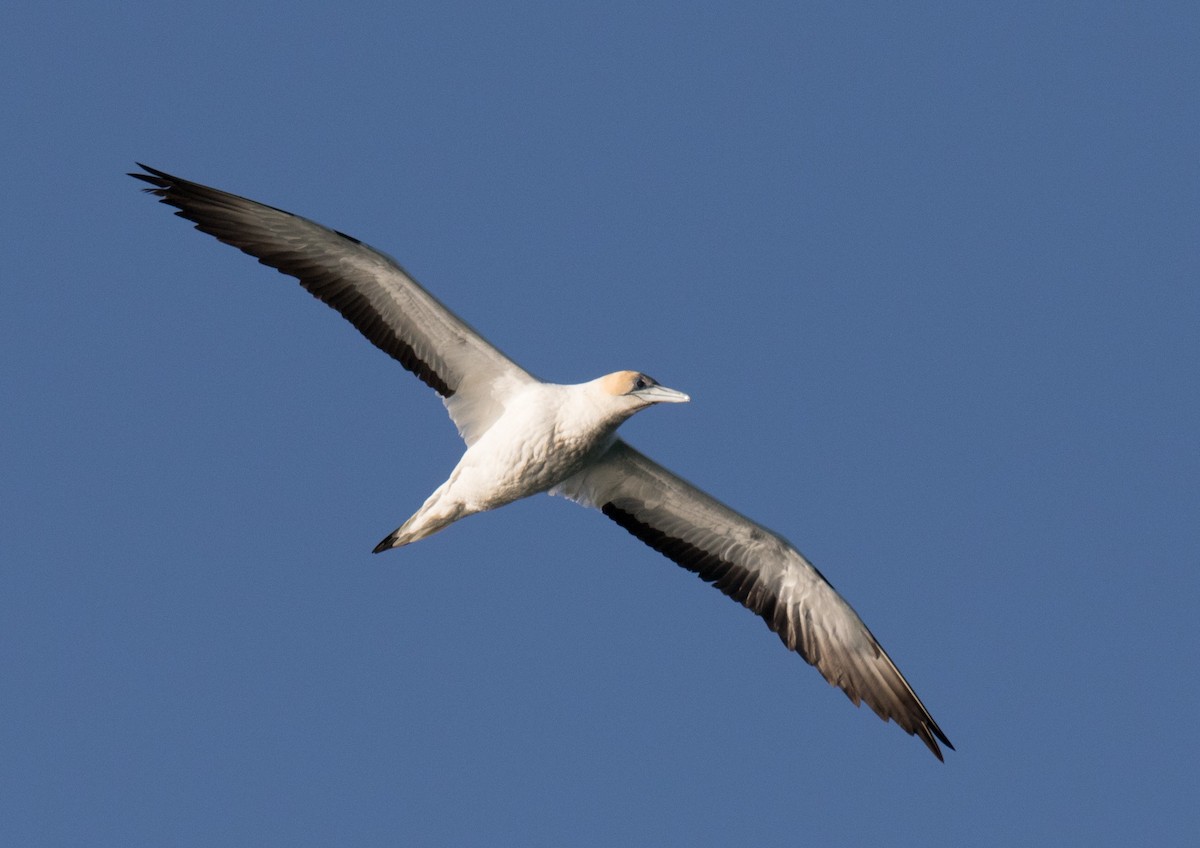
(131, 164, 953, 760)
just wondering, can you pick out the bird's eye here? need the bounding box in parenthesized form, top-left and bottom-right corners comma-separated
(634, 376, 647, 390)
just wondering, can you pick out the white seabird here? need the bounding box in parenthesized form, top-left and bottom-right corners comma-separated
(132, 164, 953, 760)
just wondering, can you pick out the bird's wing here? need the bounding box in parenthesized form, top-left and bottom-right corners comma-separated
(552, 438, 953, 760)
(131, 164, 535, 445)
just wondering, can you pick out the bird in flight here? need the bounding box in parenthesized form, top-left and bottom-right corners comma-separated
(131, 164, 953, 760)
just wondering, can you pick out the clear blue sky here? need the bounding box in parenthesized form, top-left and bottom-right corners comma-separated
(3, 2, 1197, 845)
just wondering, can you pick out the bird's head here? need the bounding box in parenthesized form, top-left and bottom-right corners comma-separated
(598, 370, 690, 414)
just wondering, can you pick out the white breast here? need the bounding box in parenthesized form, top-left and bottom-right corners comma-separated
(446, 383, 617, 511)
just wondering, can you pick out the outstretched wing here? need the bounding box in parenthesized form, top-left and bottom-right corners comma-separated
(553, 439, 953, 760)
(131, 164, 534, 444)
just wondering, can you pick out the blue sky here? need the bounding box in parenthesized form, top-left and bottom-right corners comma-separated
(3, 2, 1198, 845)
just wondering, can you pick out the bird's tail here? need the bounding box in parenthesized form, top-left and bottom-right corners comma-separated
(372, 486, 466, 553)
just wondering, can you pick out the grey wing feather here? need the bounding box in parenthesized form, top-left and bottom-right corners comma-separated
(131, 164, 534, 444)
(553, 439, 953, 760)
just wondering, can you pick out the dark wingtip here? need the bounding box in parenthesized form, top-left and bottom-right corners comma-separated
(372, 536, 394, 554)
(131, 162, 169, 177)
(921, 722, 954, 762)
(129, 163, 176, 193)
(930, 719, 954, 752)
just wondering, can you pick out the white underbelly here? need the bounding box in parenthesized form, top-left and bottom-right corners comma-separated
(448, 409, 612, 511)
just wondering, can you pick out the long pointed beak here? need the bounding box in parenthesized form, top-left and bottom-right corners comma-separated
(636, 384, 690, 404)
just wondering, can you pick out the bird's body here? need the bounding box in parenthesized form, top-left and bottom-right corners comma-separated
(377, 373, 686, 550)
(132, 164, 953, 760)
